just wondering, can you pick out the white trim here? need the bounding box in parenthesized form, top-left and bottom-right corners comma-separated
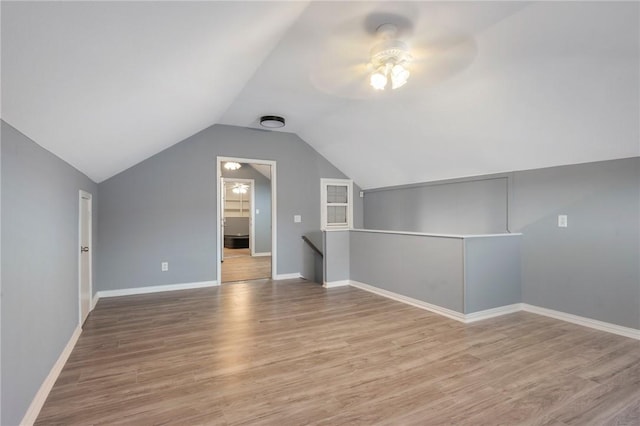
(250, 179, 255, 256)
(95, 281, 218, 300)
(522, 304, 640, 340)
(462, 236, 467, 314)
(348, 280, 466, 322)
(323, 280, 350, 288)
(217, 157, 277, 282)
(78, 190, 93, 326)
(349, 228, 522, 239)
(21, 326, 82, 426)
(459, 234, 522, 239)
(274, 273, 302, 280)
(321, 178, 354, 231)
(91, 293, 99, 310)
(465, 304, 523, 323)
(252, 252, 272, 257)
(343, 281, 640, 339)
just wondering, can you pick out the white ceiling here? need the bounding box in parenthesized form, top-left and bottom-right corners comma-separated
(2, 1, 639, 188)
(1, 1, 308, 182)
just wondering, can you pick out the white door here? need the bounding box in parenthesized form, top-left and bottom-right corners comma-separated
(79, 191, 92, 325)
(221, 178, 226, 262)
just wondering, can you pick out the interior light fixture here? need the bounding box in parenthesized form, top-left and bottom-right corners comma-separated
(370, 66, 389, 90)
(390, 63, 410, 89)
(260, 115, 285, 128)
(369, 24, 412, 91)
(224, 161, 242, 171)
(232, 184, 249, 194)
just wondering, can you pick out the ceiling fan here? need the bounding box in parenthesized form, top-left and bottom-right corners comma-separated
(309, 10, 478, 99)
(368, 23, 413, 90)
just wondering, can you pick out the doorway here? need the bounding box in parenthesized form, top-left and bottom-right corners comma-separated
(217, 157, 276, 283)
(78, 190, 92, 326)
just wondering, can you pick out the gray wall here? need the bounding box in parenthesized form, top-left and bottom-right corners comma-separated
(0, 127, 2, 426)
(364, 176, 508, 234)
(353, 186, 364, 229)
(338, 230, 521, 314)
(323, 230, 350, 283)
(253, 173, 272, 254)
(97, 124, 362, 291)
(1, 121, 98, 426)
(222, 164, 271, 254)
(464, 236, 522, 314)
(350, 231, 465, 312)
(511, 158, 640, 329)
(363, 157, 640, 329)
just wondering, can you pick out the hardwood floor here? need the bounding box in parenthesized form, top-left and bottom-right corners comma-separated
(36, 280, 640, 425)
(222, 248, 271, 282)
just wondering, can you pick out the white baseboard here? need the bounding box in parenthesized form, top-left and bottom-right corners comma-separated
(323, 280, 350, 288)
(522, 304, 640, 340)
(252, 252, 272, 257)
(348, 280, 466, 322)
(274, 273, 301, 280)
(91, 293, 99, 310)
(465, 304, 523, 323)
(345, 281, 640, 339)
(95, 280, 219, 301)
(21, 326, 82, 426)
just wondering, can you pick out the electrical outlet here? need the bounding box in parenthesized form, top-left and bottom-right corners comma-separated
(294, 215, 302, 223)
(558, 215, 568, 228)
(161, 262, 169, 271)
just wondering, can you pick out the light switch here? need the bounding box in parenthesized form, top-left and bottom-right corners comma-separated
(294, 215, 302, 223)
(558, 215, 568, 228)
(256, 209, 260, 215)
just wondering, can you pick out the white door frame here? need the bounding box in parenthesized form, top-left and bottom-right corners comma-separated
(222, 177, 256, 255)
(78, 190, 93, 325)
(217, 156, 277, 283)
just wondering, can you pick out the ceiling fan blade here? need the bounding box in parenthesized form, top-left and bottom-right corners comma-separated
(309, 37, 376, 99)
(409, 34, 478, 87)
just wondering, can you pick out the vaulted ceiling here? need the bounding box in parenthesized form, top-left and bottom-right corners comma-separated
(2, 1, 638, 188)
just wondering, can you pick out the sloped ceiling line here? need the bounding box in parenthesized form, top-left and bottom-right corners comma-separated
(2, 1, 638, 188)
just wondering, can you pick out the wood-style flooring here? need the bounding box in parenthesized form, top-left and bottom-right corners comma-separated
(222, 248, 271, 283)
(36, 279, 640, 425)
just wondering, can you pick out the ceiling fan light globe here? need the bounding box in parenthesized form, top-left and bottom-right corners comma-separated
(390, 65, 410, 89)
(391, 77, 407, 90)
(370, 72, 387, 90)
(391, 64, 407, 77)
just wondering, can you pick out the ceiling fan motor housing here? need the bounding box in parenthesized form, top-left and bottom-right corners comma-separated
(370, 39, 412, 67)
(370, 23, 412, 68)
